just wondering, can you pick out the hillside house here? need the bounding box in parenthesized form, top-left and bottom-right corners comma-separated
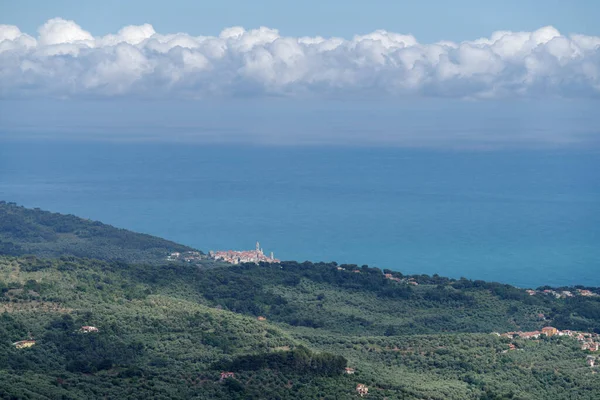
(80, 326, 99, 333)
(257, 316, 267, 321)
(384, 273, 403, 283)
(344, 367, 355, 374)
(587, 356, 596, 367)
(542, 327, 558, 337)
(582, 342, 600, 351)
(578, 289, 596, 297)
(519, 331, 541, 339)
(356, 384, 368, 396)
(220, 372, 235, 381)
(13, 340, 36, 349)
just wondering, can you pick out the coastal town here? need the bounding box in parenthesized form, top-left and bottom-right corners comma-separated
(209, 242, 280, 265)
(167, 242, 281, 265)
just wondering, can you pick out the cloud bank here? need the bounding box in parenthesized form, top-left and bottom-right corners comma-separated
(0, 18, 599, 99)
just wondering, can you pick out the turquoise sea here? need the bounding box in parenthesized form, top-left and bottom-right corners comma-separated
(1, 141, 598, 288)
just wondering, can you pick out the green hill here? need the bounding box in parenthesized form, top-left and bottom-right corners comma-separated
(1, 204, 600, 399)
(0, 201, 200, 264)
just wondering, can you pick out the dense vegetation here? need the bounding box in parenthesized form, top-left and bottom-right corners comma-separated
(1, 204, 599, 399)
(0, 201, 200, 264)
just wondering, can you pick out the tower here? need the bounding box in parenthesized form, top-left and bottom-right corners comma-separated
(256, 241, 260, 253)
(270, 252, 274, 260)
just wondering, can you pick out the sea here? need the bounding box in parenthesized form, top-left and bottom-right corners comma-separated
(1, 140, 598, 288)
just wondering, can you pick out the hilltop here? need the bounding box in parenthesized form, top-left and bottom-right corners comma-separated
(0, 201, 201, 264)
(1, 204, 600, 399)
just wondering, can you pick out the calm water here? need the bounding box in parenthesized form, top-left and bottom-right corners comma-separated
(1, 141, 598, 288)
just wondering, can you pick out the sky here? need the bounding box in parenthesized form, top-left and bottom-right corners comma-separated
(0, 0, 599, 148)
(2, 0, 599, 43)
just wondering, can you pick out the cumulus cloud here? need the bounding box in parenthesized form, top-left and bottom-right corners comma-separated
(0, 18, 599, 99)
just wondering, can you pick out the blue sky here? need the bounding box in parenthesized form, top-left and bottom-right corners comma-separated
(1, 0, 599, 43)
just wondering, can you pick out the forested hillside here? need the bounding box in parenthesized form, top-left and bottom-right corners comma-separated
(0, 202, 200, 264)
(1, 204, 600, 399)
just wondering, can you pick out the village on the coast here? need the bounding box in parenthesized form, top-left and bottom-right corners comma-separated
(167, 242, 280, 265)
(209, 242, 280, 264)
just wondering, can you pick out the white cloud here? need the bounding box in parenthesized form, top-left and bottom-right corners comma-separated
(37, 18, 94, 46)
(97, 24, 156, 47)
(0, 18, 599, 99)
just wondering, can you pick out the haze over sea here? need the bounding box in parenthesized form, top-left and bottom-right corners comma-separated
(1, 140, 598, 288)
